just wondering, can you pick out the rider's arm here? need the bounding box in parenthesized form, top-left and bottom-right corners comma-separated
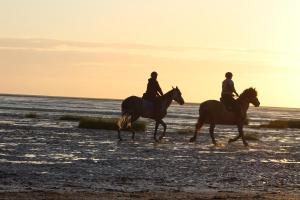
(232, 83, 239, 97)
(156, 82, 163, 96)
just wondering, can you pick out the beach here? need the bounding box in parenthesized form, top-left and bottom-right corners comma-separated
(0, 95, 299, 199)
(1, 190, 300, 200)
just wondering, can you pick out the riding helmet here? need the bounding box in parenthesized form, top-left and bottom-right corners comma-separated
(151, 71, 158, 78)
(225, 72, 233, 78)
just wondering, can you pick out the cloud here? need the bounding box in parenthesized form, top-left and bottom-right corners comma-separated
(1, 37, 298, 69)
(0, 38, 182, 52)
(1, 37, 299, 55)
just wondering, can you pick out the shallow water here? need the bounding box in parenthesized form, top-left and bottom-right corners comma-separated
(0, 94, 299, 193)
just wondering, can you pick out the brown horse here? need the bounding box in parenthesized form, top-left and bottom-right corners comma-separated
(117, 87, 184, 141)
(190, 88, 260, 146)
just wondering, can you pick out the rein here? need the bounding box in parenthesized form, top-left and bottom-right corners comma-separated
(158, 89, 175, 110)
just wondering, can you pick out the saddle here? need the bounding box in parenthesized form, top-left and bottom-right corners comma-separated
(142, 99, 155, 118)
(220, 97, 234, 112)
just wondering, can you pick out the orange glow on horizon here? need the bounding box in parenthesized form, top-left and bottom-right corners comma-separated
(0, 1, 300, 108)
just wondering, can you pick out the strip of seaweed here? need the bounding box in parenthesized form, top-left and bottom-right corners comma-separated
(78, 117, 146, 131)
(59, 115, 85, 121)
(24, 112, 38, 118)
(259, 120, 300, 129)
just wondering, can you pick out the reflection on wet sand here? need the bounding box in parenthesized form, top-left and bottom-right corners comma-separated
(0, 125, 299, 194)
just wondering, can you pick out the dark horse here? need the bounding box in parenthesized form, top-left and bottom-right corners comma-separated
(190, 88, 260, 146)
(117, 87, 184, 141)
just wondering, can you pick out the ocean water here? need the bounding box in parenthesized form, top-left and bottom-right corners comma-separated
(0, 94, 300, 132)
(0, 94, 299, 192)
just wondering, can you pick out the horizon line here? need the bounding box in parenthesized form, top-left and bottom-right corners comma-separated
(1, 92, 299, 110)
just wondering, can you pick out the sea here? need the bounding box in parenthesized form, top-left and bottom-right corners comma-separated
(0, 94, 300, 132)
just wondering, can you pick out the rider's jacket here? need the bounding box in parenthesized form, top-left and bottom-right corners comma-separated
(143, 78, 163, 101)
(222, 78, 235, 96)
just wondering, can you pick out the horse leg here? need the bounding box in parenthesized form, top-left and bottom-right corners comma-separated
(238, 124, 248, 146)
(228, 124, 245, 145)
(118, 129, 122, 141)
(130, 128, 136, 140)
(154, 120, 159, 142)
(209, 123, 217, 145)
(158, 119, 167, 141)
(130, 115, 139, 140)
(190, 117, 204, 142)
(117, 115, 126, 141)
(117, 114, 133, 141)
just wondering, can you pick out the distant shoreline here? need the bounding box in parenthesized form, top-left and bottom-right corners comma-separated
(0, 93, 122, 103)
(1, 93, 299, 110)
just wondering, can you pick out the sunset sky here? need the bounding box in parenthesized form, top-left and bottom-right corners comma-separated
(0, 0, 300, 108)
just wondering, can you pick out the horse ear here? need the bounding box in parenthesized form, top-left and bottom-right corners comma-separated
(172, 86, 174, 89)
(176, 86, 178, 89)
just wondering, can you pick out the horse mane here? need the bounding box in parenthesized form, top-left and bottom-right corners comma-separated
(159, 88, 175, 100)
(238, 87, 257, 100)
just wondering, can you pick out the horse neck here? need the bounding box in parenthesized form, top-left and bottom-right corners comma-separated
(237, 97, 250, 114)
(160, 90, 174, 110)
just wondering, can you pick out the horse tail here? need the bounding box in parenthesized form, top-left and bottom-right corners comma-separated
(117, 113, 132, 129)
(118, 101, 133, 129)
(118, 96, 140, 129)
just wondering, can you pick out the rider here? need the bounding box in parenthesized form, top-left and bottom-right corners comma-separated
(221, 72, 243, 120)
(142, 71, 164, 118)
(143, 71, 163, 101)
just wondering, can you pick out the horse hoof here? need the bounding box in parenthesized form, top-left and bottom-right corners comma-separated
(189, 137, 196, 142)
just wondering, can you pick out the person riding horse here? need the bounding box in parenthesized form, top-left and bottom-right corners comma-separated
(118, 71, 184, 141)
(221, 72, 243, 120)
(142, 71, 163, 118)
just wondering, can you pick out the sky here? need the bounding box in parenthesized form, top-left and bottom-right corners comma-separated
(0, 0, 300, 108)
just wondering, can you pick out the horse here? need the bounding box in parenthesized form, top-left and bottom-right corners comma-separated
(190, 87, 260, 146)
(117, 87, 184, 141)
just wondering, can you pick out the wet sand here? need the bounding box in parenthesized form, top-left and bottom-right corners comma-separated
(1, 190, 300, 200)
(0, 122, 299, 199)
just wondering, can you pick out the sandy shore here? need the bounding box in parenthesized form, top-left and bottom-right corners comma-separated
(0, 120, 299, 200)
(1, 190, 300, 200)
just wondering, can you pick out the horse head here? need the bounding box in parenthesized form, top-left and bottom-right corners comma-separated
(172, 86, 185, 105)
(239, 87, 260, 107)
